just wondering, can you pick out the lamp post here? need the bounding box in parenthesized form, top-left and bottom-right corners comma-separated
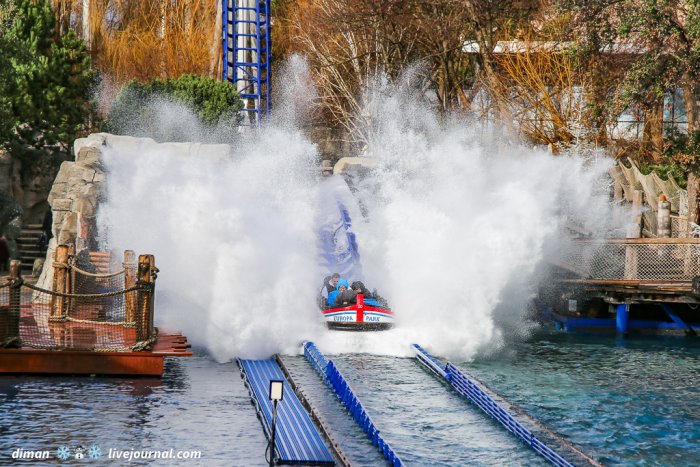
(268, 380, 284, 467)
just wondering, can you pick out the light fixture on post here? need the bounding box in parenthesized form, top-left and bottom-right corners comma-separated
(268, 379, 284, 467)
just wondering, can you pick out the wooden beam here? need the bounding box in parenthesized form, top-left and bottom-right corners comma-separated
(6, 261, 21, 348)
(0, 349, 164, 376)
(547, 260, 591, 278)
(559, 279, 692, 286)
(124, 250, 136, 323)
(51, 245, 69, 318)
(572, 238, 700, 244)
(137, 255, 151, 341)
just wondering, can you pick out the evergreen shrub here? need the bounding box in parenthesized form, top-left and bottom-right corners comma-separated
(104, 74, 244, 143)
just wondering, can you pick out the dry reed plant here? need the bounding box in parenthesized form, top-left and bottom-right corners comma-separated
(488, 38, 584, 146)
(50, 0, 221, 83)
(290, 0, 417, 149)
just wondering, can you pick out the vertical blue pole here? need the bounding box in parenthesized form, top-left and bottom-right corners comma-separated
(222, 0, 228, 82)
(616, 303, 629, 339)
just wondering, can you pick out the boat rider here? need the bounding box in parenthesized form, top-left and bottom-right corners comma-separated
(334, 286, 357, 307)
(321, 273, 341, 301)
(328, 279, 349, 307)
(351, 281, 381, 306)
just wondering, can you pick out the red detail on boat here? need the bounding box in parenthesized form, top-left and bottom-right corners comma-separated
(357, 294, 364, 322)
(321, 304, 394, 315)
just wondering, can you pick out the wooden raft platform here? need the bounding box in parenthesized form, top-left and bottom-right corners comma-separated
(558, 279, 699, 304)
(0, 328, 192, 376)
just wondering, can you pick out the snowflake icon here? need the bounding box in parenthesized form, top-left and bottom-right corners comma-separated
(88, 445, 102, 459)
(56, 446, 71, 460)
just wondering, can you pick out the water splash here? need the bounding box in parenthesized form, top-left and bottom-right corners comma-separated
(98, 60, 621, 361)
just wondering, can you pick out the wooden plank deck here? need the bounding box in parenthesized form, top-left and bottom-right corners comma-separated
(558, 278, 700, 304)
(0, 327, 191, 376)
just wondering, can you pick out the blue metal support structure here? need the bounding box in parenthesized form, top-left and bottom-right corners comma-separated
(237, 358, 334, 465)
(304, 342, 404, 467)
(616, 304, 629, 338)
(659, 304, 698, 336)
(223, 0, 271, 126)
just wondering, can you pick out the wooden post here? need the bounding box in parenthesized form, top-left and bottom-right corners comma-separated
(136, 255, 151, 341)
(6, 260, 22, 347)
(614, 181, 623, 201)
(627, 190, 643, 238)
(67, 242, 75, 289)
(685, 173, 699, 274)
(624, 191, 643, 280)
(657, 194, 671, 238)
(66, 243, 75, 315)
(688, 172, 699, 237)
(146, 255, 156, 338)
(124, 250, 137, 323)
(51, 245, 69, 318)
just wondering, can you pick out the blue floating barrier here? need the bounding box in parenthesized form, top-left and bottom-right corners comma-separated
(304, 342, 404, 467)
(412, 344, 585, 467)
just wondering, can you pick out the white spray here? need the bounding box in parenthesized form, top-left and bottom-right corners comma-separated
(99, 60, 618, 361)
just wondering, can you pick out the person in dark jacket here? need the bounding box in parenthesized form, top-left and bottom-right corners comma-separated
(350, 281, 371, 296)
(350, 280, 381, 306)
(0, 237, 9, 271)
(334, 288, 357, 307)
(36, 210, 54, 251)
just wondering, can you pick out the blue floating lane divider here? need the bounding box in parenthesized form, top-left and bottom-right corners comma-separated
(304, 342, 404, 467)
(411, 345, 603, 467)
(237, 358, 335, 465)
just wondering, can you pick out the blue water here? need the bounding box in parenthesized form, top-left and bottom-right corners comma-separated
(326, 354, 548, 466)
(0, 354, 269, 466)
(463, 330, 700, 467)
(1, 332, 699, 466)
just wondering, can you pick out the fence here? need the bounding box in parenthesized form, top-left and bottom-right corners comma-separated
(0, 246, 158, 351)
(559, 238, 700, 282)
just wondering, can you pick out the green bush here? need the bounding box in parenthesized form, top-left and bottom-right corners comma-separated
(104, 74, 244, 142)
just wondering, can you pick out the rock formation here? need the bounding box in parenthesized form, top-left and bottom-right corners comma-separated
(35, 133, 230, 289)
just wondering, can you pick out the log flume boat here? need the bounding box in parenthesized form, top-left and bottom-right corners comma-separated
(320, 294, 395, 331)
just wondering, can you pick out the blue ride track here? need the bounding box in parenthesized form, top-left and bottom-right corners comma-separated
(237, 358, 334, 465)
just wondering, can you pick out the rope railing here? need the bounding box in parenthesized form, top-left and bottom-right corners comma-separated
(23, 281, 147, 299)
(303, 342, 404, 467)
(66, 262, 126, 278)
